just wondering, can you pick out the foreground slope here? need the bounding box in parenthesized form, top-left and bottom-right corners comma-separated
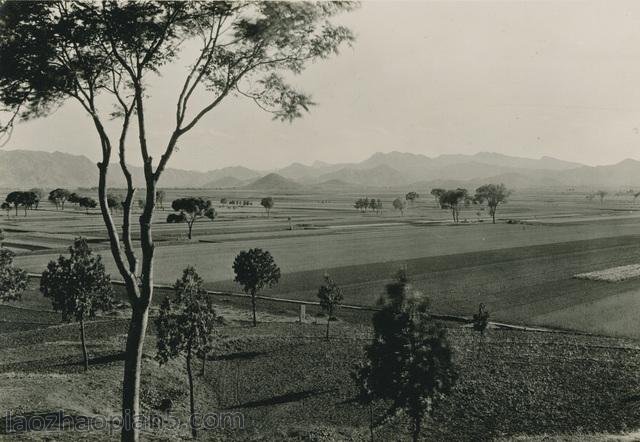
(1, 285, 640, 441)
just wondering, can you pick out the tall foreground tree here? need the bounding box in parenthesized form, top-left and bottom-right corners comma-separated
(0, 3, 355, 440)
(474, 183, 510, 224)
(40, 238, 114, 372)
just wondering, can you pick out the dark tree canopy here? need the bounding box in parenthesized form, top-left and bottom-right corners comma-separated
(40, 237, 114, 371)
(233, 248, 280, 326)
(169, 197, 216, 239)
(353, 270, 457, 442)
(49, 188, 71, 210)
(261, 197, 274, 217)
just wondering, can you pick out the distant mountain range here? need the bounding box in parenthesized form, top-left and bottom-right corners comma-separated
(2, 148, 640, 191)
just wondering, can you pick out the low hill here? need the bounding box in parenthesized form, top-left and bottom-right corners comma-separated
(202, 176, 245, 188)
(316, 164, 408, 187)
(243, 173, 304, 191)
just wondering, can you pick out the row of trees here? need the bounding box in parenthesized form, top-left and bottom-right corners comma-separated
(430, 184, 511, 223)
(354, 197, 383, 213)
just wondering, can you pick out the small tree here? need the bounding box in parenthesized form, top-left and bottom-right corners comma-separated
(233, 248, 281, 327)
(430, 188, 445, 206)
(79, 197, 97, 214)
(107, 193, 124, 214)
(261, 197, 274, 217)
(472, 303, 490, 338)
(22, 191, 39, 213)
(40, 238, 114, 371)
(439, 188, 471, 223)
(5, 191, 24, 216)
(169, 197, 216, 240)
(1, 202, 11, 217)
(155, 266, 218, 439)
(155, 190, 166, 210)
(317, 274, 343, 340)
(48, 188, 71, 210)
(474, 184, 510, 224)
(29, 188, 44, 209)
(353, 270, 457, 442)
(596, 190, 608, 205)
(392, 198, 406, 216)
(405, 191, 419, 206)
(0, 248, 28, 303)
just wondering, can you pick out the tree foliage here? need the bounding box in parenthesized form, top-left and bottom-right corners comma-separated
(392, 197, 406, 216)
(438, 188, 472, 223)
(0, 248, 28, 303)
(40, 238, 114, 371)
(474, 183, 510, 224)
(48, 188, 71, 210)
(233, 248, 280, 326)
(261, 197, 274, 217)
(169, 197, 216, 239)
(155, 266, 219, 439)
(317, 273, 343, 340)
(353, 270, 457, 442)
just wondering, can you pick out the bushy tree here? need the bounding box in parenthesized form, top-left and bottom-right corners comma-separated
(107, 193, 124, 214)
(317, 274, 343, 340)
(430, 188, 445, 206)
(405, 191, 419, 205)
(353, 270, 457, 442)
(261, 197, 274, 217)
(472, 303, 490, 337)
(169, 197, 216, 240)
(29, 188, 44, 209)
(0, 2, 355, 438)
(40, 238, 114, 371)
(596, 190, 608, 205)
(392, 198, 406, 216)
(155, 266, 219, 439)
(1, 202, 10, 217)
(79, 197, 97, 214)
(0, 248, 28, 303)
(5, 191, 24, 216)
(439, 188, 472, 223)
(474, 184, 510, 224)
(48, 188, 71, 210)
(233, 248, 281, 327)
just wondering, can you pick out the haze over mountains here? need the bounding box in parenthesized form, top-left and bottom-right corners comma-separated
(3, 149, 640, 191)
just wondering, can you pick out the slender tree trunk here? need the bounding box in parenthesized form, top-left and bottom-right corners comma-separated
(80, 317, 89, 372)
(251, 290, 257, 327)
(186, 344, 197, 439)
(369, 401, 374, 442)
(121, 303, 149, 442)
(412, 414, 422, 442)
(200, 353, 206, 377)
(188, 220, 193, 240)
(492, 210, 496, 224)
(325, 314, 330, 341)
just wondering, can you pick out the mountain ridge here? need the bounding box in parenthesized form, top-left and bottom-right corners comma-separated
(1, 148, 639, 190)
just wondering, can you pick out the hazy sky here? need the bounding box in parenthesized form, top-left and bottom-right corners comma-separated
(6, 1, 640, 171)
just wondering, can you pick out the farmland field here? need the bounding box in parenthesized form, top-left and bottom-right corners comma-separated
(5, 188, 640, 338)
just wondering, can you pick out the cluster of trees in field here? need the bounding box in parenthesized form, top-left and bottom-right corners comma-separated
(354, 197, 383, 213)
(1, 189, 43, 216)
(220, 198, 253, 206)
(429, 184, 511, 224)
